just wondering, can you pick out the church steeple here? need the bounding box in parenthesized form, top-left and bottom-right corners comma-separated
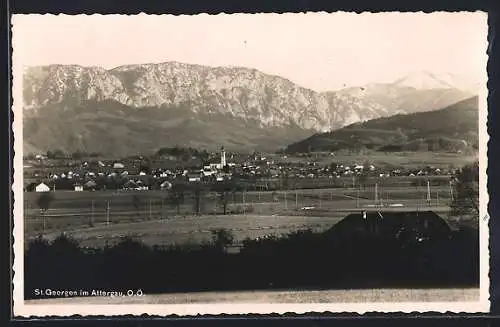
(220, 146, 226, 168)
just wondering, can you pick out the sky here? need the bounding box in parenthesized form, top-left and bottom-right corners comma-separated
(12, 12, 487, 91)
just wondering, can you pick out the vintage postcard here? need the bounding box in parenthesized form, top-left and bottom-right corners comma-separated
(12, 12, 490, 316)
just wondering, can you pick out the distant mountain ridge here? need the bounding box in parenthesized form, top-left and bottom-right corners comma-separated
(285, 96, 479, 154)
(23, 62, 477, 156)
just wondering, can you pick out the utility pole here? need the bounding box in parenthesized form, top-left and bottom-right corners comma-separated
(319, 191, 322, 208)
(242, 190, 246, 215)
(284, 190, 288, 211)
(380, 184, 384, 207)
(374, 183, 379, 207)
(149, 199, 152, 219)
(356, 187, 360, 208)
(106, 200, 110, 225)
(426, 180, 431, 207)
(449, 180, 454, 202)
(295, 189, 298, 210)
(42, 210, 46, 233)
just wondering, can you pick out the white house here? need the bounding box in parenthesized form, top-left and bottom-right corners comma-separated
(202, 167, 216, 177)
(113, 162, 125, 169)
(187, 173, 201, 182)
(74, 185, 83, 192)
(354, 164, 364, 171)
(209, 163, 222, 170)
(35, 183, 50, 192)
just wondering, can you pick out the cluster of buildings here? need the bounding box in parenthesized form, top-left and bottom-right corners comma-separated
(24, 147, 234, 192)
(235, 158, 451, 181)
(24, 147, 454, 193)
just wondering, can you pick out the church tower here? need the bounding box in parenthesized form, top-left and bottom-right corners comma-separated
(220, 146, 226, 168)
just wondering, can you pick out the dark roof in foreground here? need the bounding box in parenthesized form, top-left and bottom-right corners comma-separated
(325, 210, 452, 240)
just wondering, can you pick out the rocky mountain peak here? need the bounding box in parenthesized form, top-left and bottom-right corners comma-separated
(22, 62, 477, 156)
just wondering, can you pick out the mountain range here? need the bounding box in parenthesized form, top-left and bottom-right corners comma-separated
(22, 62, 477, 157)
(285, 96, 479, 154)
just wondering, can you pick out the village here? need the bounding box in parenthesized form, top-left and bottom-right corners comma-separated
(23, 147, 456, 193)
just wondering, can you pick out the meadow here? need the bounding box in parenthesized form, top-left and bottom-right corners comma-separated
(272, 151, 477, 169)
(24, 175, 457, 248)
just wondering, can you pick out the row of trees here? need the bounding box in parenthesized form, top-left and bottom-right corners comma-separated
(25, 219, 479, 300)
(25, 150, 103, 160)
(33, 181, 241, 226)
(167, 183, 239, 216)
(450, 162, 479, 218)
(27, 146, 211, 161)
(155, 146, 210, 161)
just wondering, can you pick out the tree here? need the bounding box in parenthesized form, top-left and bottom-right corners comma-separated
(36, 192, 55, 232)
(357, 173, 368, 191)
(71, 151, 84, 160)
(167, 186, 185, 215)
(46, 149, 65, 159)
(450, 162, 479, 218)
(216, 183, 234, 215)
(132, 195, 142, 217)
(272, 191, 279, 202)
(36, 192, 54, 212)
(211, 228, 234, 251)
(193, 185, 204, 216)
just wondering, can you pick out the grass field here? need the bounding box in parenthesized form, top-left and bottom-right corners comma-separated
(274, 152, 477, 168)
(23, 171, 462, 249)
(35, 214, 349, 248)
(24, 178, 460, 248)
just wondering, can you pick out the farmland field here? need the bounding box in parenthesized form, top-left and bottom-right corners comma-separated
(271, 152, 477, 168)
(23, 176, 460, 248)
(34, 214, 349, 248)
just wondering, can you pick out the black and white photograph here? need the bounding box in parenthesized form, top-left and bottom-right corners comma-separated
(12, 12, 489, 316)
